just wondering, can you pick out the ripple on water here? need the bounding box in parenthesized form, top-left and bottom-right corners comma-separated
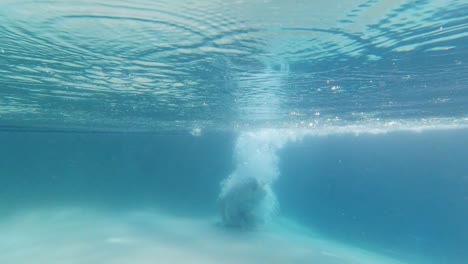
(0, 0, 467, 131)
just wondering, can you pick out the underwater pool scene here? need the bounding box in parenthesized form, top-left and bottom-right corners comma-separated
(1, 0, 468, 263)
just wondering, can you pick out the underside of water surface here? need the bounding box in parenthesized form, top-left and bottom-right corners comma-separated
(1, 0, 467, 132)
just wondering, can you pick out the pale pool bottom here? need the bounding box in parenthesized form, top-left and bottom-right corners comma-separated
(0, 207, 409, 264)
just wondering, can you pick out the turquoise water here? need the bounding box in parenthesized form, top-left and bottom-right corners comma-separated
(1, 1, 467, 263)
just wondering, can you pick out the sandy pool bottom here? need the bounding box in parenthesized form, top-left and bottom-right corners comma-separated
(0, 207, 409, 264)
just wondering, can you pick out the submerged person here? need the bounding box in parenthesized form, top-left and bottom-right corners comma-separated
(218, 175, 277, 229)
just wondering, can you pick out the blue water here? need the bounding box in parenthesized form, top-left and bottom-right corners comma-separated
(1, 1, 467, 263)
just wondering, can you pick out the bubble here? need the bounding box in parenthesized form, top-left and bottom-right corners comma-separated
(218, 129, 304, 229)
(190, 127, 202, 136)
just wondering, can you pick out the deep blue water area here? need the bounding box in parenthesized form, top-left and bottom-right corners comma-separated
(0, 131, 235, 215)
(1, 129, 467, 263)
(278, 129, 468, 263)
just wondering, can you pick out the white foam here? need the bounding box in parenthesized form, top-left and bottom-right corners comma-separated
(218, 129, 304, 228)
(0, 207, 409, 264)
(232, 117, 468, 136)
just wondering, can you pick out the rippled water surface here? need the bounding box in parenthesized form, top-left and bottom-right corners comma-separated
(1, 0, 467, 132)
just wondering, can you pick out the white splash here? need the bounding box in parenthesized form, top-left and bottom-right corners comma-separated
(218, 129, 304, 228)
